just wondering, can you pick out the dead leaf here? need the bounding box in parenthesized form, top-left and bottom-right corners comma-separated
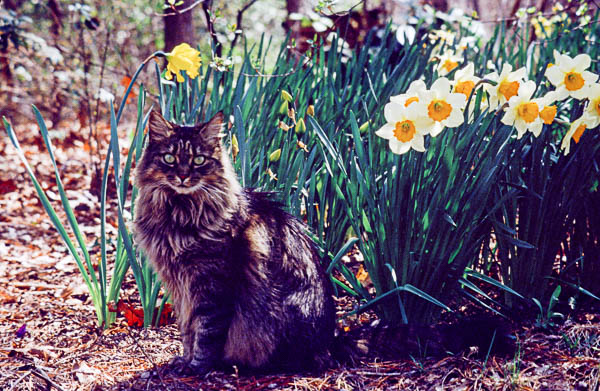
(0, 179, 17, 195)
(73, 361, 101, 384)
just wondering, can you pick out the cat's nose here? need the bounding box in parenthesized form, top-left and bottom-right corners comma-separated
(178, 174, 187, 181)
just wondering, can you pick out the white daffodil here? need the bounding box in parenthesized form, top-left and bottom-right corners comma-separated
(375, 101, 433, 155)
(583, 83, 600, 128)
(545, 50, 598, 100)
(452, 62, 481, 100)
(390, 80, 427, 108)
(455, 36, 478, 56)
(561, 114, 594, 155)
(419, 77, 467, 137)
(483, 63, 528, 109)
(501, 80, 544, 138)
(436, 50, 462, 76)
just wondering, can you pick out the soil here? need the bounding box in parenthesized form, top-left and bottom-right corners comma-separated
(1, 120, 599, 391)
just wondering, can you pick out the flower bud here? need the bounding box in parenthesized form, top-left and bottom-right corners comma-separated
(278, 100, 289, 115)
(295, 117, 306, 134)
(269, 148, 281, 162)
(281, 90, 293, 102)
(231, 134, 239, 159)
(359, 120, 371, 134)
(306, 105, 315, 117)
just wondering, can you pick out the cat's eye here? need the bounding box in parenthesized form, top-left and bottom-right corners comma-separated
(163, 153, 175, 164)
(193, 155, 206, 165)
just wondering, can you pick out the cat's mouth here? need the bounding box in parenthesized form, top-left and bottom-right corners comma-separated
(168, 179, 203, 194)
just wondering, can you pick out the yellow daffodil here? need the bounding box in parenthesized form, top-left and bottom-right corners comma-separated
(561, 114, 594, 155)
(419, 77, 466, 137)
(583, 83, 600, 128)
(545, 50, 598, 100)
(501, 81, 544, 138)
(390, 80, 426, 107)
(483, 63, 528, 109)
(452, 63, 480, 100)
(165, 43, 202, 83)
(375, 101, 433, 155)
(436, 51, 462, 76)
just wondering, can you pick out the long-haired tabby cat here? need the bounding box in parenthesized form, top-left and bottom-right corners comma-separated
(134, 111, 335, 375)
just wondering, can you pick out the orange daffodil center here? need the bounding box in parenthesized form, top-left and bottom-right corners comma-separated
(564, 72, 585, 91)
(540, 105, 557, 125)
(394, 120, 417, 142)
(428, 100, 452, 121)
(498, 81, 520, 101)
(517, 102, 539, 123)
(572, 123, 586, 143)
(442, 59, 458, 74)
(436, 51, 462, 76)
(454, 81, 475, 97)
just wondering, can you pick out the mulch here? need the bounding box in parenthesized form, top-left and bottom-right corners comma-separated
(1, 121, 599, 391)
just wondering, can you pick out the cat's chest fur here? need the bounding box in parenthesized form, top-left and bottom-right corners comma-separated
(134, 188, 240, 266)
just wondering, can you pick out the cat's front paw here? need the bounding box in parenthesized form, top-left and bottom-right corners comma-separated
(168, 355, 210, 376)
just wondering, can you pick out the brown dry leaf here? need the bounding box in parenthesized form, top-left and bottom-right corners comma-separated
(73, 361, 102, 384)
(0, 178, 17, 195)
(0, 289, 17, 304)
(27, 345, 58, 361)
(355, 264, 371, 284)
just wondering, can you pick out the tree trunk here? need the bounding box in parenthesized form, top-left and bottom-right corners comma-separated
(164, 0, 196, 52)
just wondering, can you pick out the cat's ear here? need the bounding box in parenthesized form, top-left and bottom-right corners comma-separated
(201, 112, 224, 140)
(148, 111, 174, 142)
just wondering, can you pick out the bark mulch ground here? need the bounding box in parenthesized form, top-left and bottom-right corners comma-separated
(1, 121, 599, 390)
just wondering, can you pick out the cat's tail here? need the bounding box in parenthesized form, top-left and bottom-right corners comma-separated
(329, 316, 516, 366)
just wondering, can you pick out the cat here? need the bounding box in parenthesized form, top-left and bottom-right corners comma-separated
(133, 110, 336, 375)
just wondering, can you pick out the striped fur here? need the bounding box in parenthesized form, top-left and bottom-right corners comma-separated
(134, 111, 335, 375)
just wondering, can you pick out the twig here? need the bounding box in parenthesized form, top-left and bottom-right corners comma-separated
(202, 0, 221, 57)
(354, 370, 408, 376)
(8, 370, 30, 391)
(14, 365, 66, 391)
(157, 0, 204, 17)
(230, 0, 260, 51)
(130, 328, 168, 390)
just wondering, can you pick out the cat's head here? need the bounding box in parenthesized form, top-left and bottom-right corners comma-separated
(136, 111, 231, 195)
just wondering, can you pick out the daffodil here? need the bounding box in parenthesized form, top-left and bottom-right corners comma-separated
(561, 114, 594, 155)
(483, 63, 528, 109)
(419, 77, 466, 137)
(390, 80, 426, 108)
(375, 101, 433, 154)
(545, 50, 598, 100)
(452, 63, 480, 100)
(501, 80, 544, 138)
(165, 43, 202, 83)
(583, 83, 600, 128)
(436, 51, 462, 76)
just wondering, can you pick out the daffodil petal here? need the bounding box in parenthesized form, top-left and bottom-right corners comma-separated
(375, 123, 395, 139)
(573, 53, 591, 71)
(412, 134, 426, 152)
(444, 109, 465, 128)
